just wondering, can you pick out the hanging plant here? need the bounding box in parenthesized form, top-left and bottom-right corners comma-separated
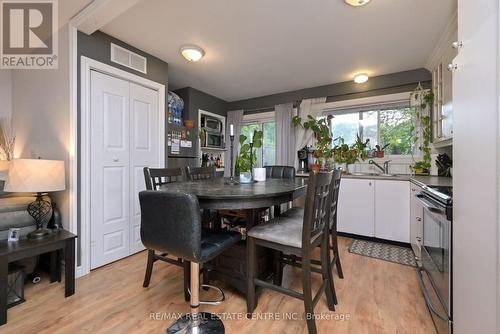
(292, 115, 334, 169)
(410, 83, 434, 175)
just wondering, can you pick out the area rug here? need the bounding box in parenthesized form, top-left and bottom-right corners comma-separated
(348, 239, 417, 267)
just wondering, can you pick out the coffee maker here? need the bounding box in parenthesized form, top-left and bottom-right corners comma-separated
(297, 146, 314, 172)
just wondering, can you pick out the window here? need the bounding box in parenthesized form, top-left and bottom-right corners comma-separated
(329, 105, 415, 156)
(240, 112, 276, 167)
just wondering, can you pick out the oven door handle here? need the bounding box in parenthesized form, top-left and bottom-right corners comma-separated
(417, 267, 449, 321)
(416, 194, 446, 215)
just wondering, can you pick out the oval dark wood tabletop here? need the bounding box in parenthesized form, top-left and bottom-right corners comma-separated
(159, 177, 307, 210)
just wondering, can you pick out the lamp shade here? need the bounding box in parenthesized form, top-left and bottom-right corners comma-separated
(4, 159, 65, 193)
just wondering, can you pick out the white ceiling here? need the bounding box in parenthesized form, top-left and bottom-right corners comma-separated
(101, 0, 456, 102)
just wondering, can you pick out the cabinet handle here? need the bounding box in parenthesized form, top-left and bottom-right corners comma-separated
(113, 157, 119, 162)
(368, 182, 372, 186)
(416, 217, 422, 221)
(452, 41, 463, 49)
(447, 63, 458, 71)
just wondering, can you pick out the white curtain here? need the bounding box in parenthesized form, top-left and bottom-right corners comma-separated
(294, 97, 327, 169)
(275, 102, 295, 166)
(224, 110, 244, 177)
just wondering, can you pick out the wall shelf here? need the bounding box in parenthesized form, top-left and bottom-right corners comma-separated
(201, 147, 227, 151)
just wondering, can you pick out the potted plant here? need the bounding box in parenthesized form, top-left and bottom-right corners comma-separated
(292, 115, 333, 170)
(332, 137, 356, 173)
(375, 144, 390, 158)
(410, 83, 434, 175)
(235, 130, 263, 183)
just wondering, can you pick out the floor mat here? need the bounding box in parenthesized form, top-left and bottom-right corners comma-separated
(348, 239, 417, 267)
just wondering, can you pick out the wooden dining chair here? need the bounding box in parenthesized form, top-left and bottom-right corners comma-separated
(143, 167, 184, 190)
(246, 171, 334, 334)
(142, 167, 190, 301)
(276, 169, 343, 305)
(264, 165, 296, 217)
(185, 166, 217, 181)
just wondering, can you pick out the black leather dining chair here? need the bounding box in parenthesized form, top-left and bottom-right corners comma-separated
(142, 167, 191, 301)
(139, 190, 241, 334)
(265, 165, 296, 179)
(246, 171, 334, 334)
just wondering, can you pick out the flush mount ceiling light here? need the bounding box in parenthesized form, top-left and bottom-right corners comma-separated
(354, 73, 369, 84)
(180, 45, 205, 62)
(345, 0, 371, 7)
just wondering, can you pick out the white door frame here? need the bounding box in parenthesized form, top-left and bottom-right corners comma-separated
(79, 56, 165, 276)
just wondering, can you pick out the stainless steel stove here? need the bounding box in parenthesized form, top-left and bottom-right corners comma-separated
(417, 185, 453, 334)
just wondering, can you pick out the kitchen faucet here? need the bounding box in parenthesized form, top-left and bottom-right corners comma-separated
(368, 159, 391, 174)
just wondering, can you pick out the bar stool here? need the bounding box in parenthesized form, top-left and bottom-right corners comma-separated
(139, 190, 240, 333)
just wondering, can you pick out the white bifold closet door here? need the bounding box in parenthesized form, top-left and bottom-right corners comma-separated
(90, 70, 159, 269)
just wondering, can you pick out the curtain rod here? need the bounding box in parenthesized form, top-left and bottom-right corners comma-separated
(241, 81, 430, 113)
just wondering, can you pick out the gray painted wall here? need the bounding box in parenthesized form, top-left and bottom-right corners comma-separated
(227, 68, 431, 113)
(174, 87, 227, 127)
(77, 31, 169, 266)
(78, 30, 169, 108)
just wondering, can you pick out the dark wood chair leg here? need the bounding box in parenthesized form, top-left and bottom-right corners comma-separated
(301, 255, 317, 334)
(246, 237, 257, 316)
(143, 249, 155, 288)
(184, 260, 190, 302)
(331, 231, 344, 279)
(273, 250, 283, 286)
(321, 237, 336, 310)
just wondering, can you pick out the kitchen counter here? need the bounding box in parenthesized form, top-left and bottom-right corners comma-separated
(296, 172, 452, 187)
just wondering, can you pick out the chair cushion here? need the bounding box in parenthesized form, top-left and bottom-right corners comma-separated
(247, 207, 305, 248)
(200, 229, 242, 262)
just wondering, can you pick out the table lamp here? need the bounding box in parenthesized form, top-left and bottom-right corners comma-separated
(4, 159, 65, 239)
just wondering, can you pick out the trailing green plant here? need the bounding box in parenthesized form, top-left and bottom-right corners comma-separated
(410, 84, 434, 173)
(235, 130, 263, 175)
(292, 115, 333, 167)
(332, 137, 357, 165)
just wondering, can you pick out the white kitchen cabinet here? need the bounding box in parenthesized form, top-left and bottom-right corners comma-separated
(410, 183, 424, 257)
(337, 178, 375, 237)
(430, 17, 457, 145)
(374, 180, 410, 243)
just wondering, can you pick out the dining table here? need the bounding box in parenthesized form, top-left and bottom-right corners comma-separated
(159, 177, 308, 294)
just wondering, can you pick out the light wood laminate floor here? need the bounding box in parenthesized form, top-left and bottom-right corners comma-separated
(2, 237, 435, 334)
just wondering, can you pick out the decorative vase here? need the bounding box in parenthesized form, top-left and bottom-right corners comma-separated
(239, 172, 253, 184)
(253, 168, 266, 182)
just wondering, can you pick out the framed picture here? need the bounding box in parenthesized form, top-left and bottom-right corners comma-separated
(8, 228, 20, 242)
